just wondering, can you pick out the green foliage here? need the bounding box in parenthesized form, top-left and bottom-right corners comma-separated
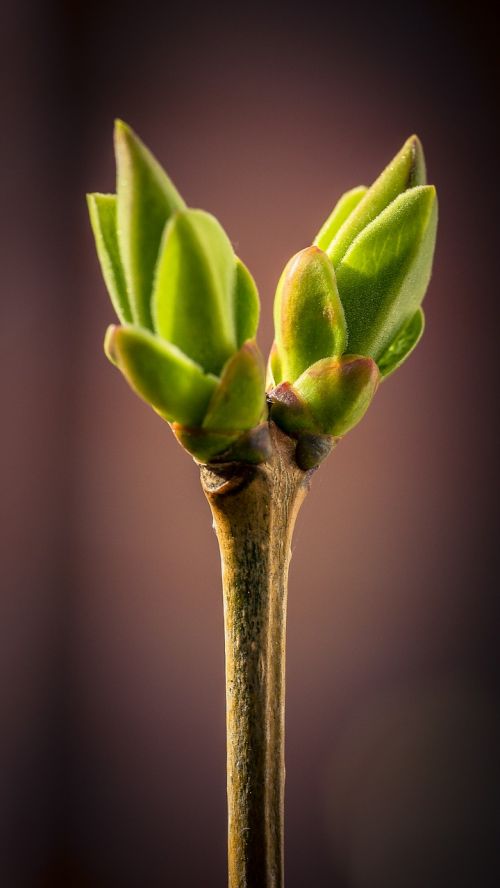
(294, 355, 380, 436)
(87, 194, 132, 324)
(269, 135, 437, 456)
(273, 246, 346, 384)
(88, 127, 437, 467)
(326, 135, 426, 266)
(267, 341, 283, 387)
(313, 185, 367, 252)
(269, 356, 379, 439)
(203, 341, 266, 432)
(114, 120, 185, 329)
(88, 121, 265, 463)
(377, 307, 425, 378)
(153, 209, 237, 375)
(233, 258, 260, 347)
(106, 324, 218, 426)
(335, 185, 437, 358)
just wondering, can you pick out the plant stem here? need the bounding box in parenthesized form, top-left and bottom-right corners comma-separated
(200, 424, 314, 888)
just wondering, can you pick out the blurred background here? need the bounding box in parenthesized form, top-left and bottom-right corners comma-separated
(1, 1, 498, 885)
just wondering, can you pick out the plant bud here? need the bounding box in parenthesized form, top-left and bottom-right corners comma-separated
(294, 355, 380, 437)
(172, 422, 272, 465)
(114, 119, 185, 329)
(87, 193, 132, 324)
(266, 341, 283, 388)
(268, 382, 319, 437)
(376, 306, 425, 378)
(273, 246, 347, 384)
(327, 135, 426, 266)
(202, 341, 266, 432)
(314, 185, 367, 253)
(335, 185, 437, 359)
(106, 324, 218, 427)
(233, 257, 260, 347)
(152, 209, 237, 376)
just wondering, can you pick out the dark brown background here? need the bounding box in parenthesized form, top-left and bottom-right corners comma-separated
(1, 1, 498, 886)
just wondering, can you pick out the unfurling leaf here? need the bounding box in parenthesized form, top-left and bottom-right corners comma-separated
(203, 341, 266, 432)
(233, 258, 260, 347)
(115, 119, 185, 329)
(106, 324, 218, 427)
(273, 246, 347, 384)
(294, 355, 380, 437)
(266, 341, 283, 388)
(152, 209, 236, 376)
(87, 193, 132, 324)
(377, 307, 425, 378)
(314, 185, 367, 253)
(327, 135, 426, 267)
(335, 185, 437, 358)
(268, 382, 318, 437)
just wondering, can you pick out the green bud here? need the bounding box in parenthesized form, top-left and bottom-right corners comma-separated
(294, 355, 380, 437)
(266, 341, 283, 388)
(268, 382, 318, 437)
(106, 324, 218, 427)
(115, 119, 185, 329)
(313, 185, 367, 253)
(377, 307, 425, 378)
(103, 323, 119, 366)
(173, 422, 271, 465)
(273, 246, 347, 384)
(87, 193, 132, 324)
(335, 185, 437, 359)
(234, 257, 260, 346)
(89, 125, 269, 464)
(203, 340, 266, 432)
(152, 208, 237, 376)
(327, 135, 426, 267)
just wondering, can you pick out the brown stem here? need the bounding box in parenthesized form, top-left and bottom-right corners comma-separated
(200, 424, 314, 888)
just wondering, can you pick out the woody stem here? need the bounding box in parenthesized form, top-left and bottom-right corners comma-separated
(200, 424, 313, 888)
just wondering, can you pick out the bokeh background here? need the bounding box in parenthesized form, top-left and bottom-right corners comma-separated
(2, 1, 498, 886)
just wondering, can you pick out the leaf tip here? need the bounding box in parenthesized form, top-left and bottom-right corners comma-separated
(406, 133, 427, 186)
(103, 324, 119, 365)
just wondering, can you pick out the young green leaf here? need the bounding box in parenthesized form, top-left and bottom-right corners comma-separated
(268, 382, 319, 437)
(152, 209, 237, 376)
(266, 341, 283, 388)
(233, 258, 260, 347)
(294, 355, 380, 437)
(106, 324, 218, 426)
(377, 307, 425, 378)
(313, 185, 367, 252)
(172, 426, 243, 464)
(203, 340, 266, 431)
(274, 246, 347, 384)
(115, 120, 185, 330)
(327, 135, 426, 266)
(335, 185, 437, 359)
(104, 323, 119, 366)
(87, 193, 132, 323)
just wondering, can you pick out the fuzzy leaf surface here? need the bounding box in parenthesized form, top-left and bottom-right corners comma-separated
(115, 120, 185, 329)
(203, 340, 266, 431)
(153, 209, 237, 375)
(233, 258, 260, 347)
(378, 307, 425, 377)
(335, 185, 437, 359)
(106, 324, 217, 426)
(314, 185, 367, 252)
(274, 246, 347, 383)
(295, 355, 380, 436)
(87, 193, 132, 323)
(327, 135, 426, 266)
(266, 341, 283, 388)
